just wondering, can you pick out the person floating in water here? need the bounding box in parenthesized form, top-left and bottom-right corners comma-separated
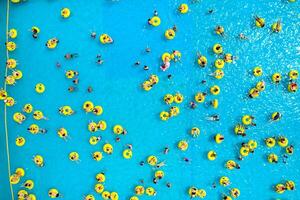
(206, 114, 220, 121)
(65, 53, 78, 60)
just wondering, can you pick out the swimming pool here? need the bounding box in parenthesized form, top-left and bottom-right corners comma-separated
(1, 0, 300, 199)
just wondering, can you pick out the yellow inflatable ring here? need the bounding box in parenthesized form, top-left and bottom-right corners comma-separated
(219, 176, 230, 187)
(277, 136, 288, 147)
(142, 80, 152, 91)
(135, 185, 145, 195)
(145, 187, 156, 196)
(255, 16, 265, 28)
(214, 133, 224, 144)
(61, 8, 71, 18)
(213, 44, 223, 54)
(161, 52, 171, 61)
(178, 4, 189, 14)
(97, 120, 107, 130)
(264, 137, 276, 148)
(160, 111, 170, 121)
(15, 136, 26, 147)
(35, 83, 45, 93)
(225, 160, 237, 170)
(113, 125, 124, 134)
(275, 183, 285, 194)
(188, 187, 198, 198)
(256, 81, 265, 91)
(271, 21, 282, 32)
(253, 66, 263, 77)
(123, 149, 133, 159)
(230, 188, 240, 198)
(288, 82, 298, 92)
(178, 140, 188, 151)
(288, 69, 298, 80)
(8, 28, 18, 39)
(93, 151, 103, 161)
(102, 191, 111, 200)
(150, 16, 161, 27)
(6, 41, 16, 51)
(197, 189, 206, 198)
(6, 58, 17, 69)
(240, 146, 250, 157)
(147, 155, 158, 166)
(100, 34, 113, 44)
(285, 180, 295, 190)
(213, 69, 224, 79)
(207, 150, 217, 161)
(190, 127, 200, 137)
(174, 93, 184, 103)
(194, 92, 206, 103)
(164, 94, 174, 104)
(12, 70, 23, 80)
(83, 101, 94, 112)
(267, 153, 278, 163)
(210, 85, 220, 95)
(214, 59, 225, 69)
(165, 29, 176, 40)
(197, 55, 207, 67)
(242, 115, 252, 125)
(103, 143, 113, 154)
(94, 183, 105, 194)
(169, 106, 180, 117)
(93, 105, 103, 115)
(272, 73, 281, 83)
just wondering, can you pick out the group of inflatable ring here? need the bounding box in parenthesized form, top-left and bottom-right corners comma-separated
(83, 100, 103, 115)
(87, 120, 107, 132)
(160, 106, 180, 121)
(133, 185, 156, 197)
(1, 88, 16, 107)
(248, 80, 265, 99)
(188, 186, 206, 198)
(275, 180, 295, 194)
(162, 50, 182, 63)
(271, 70, 298, 93)
(254, 15, 283, 33)
(163, 92, 184, 105)
(267, 136, 294, 154)
(239, 140, 258, 157)
(142, 74, 159, 91)
(5, 29, 23, 90)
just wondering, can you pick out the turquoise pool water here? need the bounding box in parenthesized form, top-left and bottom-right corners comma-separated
(1, 0, 300, 199)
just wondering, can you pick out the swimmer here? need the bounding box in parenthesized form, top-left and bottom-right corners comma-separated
(56, 62, 61, 68)
(207, 9, 214, 14)
(154, 10, 158, 16)
(145, 46, 151, 53)
(156, 161, 166, 168)
(134, 61, 140, 65)
(166, 182, 172, 188)
(215, 25, 225, 36)
(206, 114, 220, 121)
(163, 147, 169, 154)
(153, 178, 158, 184)
(190, 101, 197, 109)
(144, 65, 149, 70)
(91, 31, 96, 39)
(183, 157, 190, 162)
(65, 53, 78, 60)
(212, 182, 216, 189)
(167, 74, 172, 79)
(68, 86, 77, 92)
(86, 86, 93, 93)
(96, 54, 104, 65)
(139, 161, 145, 166)
(72, 78, 79, 85)
(126, 144, 133, 150)
(122, 129, 127, 135)
(239, 33, 248, 40)
(172, 25, 177, 32)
